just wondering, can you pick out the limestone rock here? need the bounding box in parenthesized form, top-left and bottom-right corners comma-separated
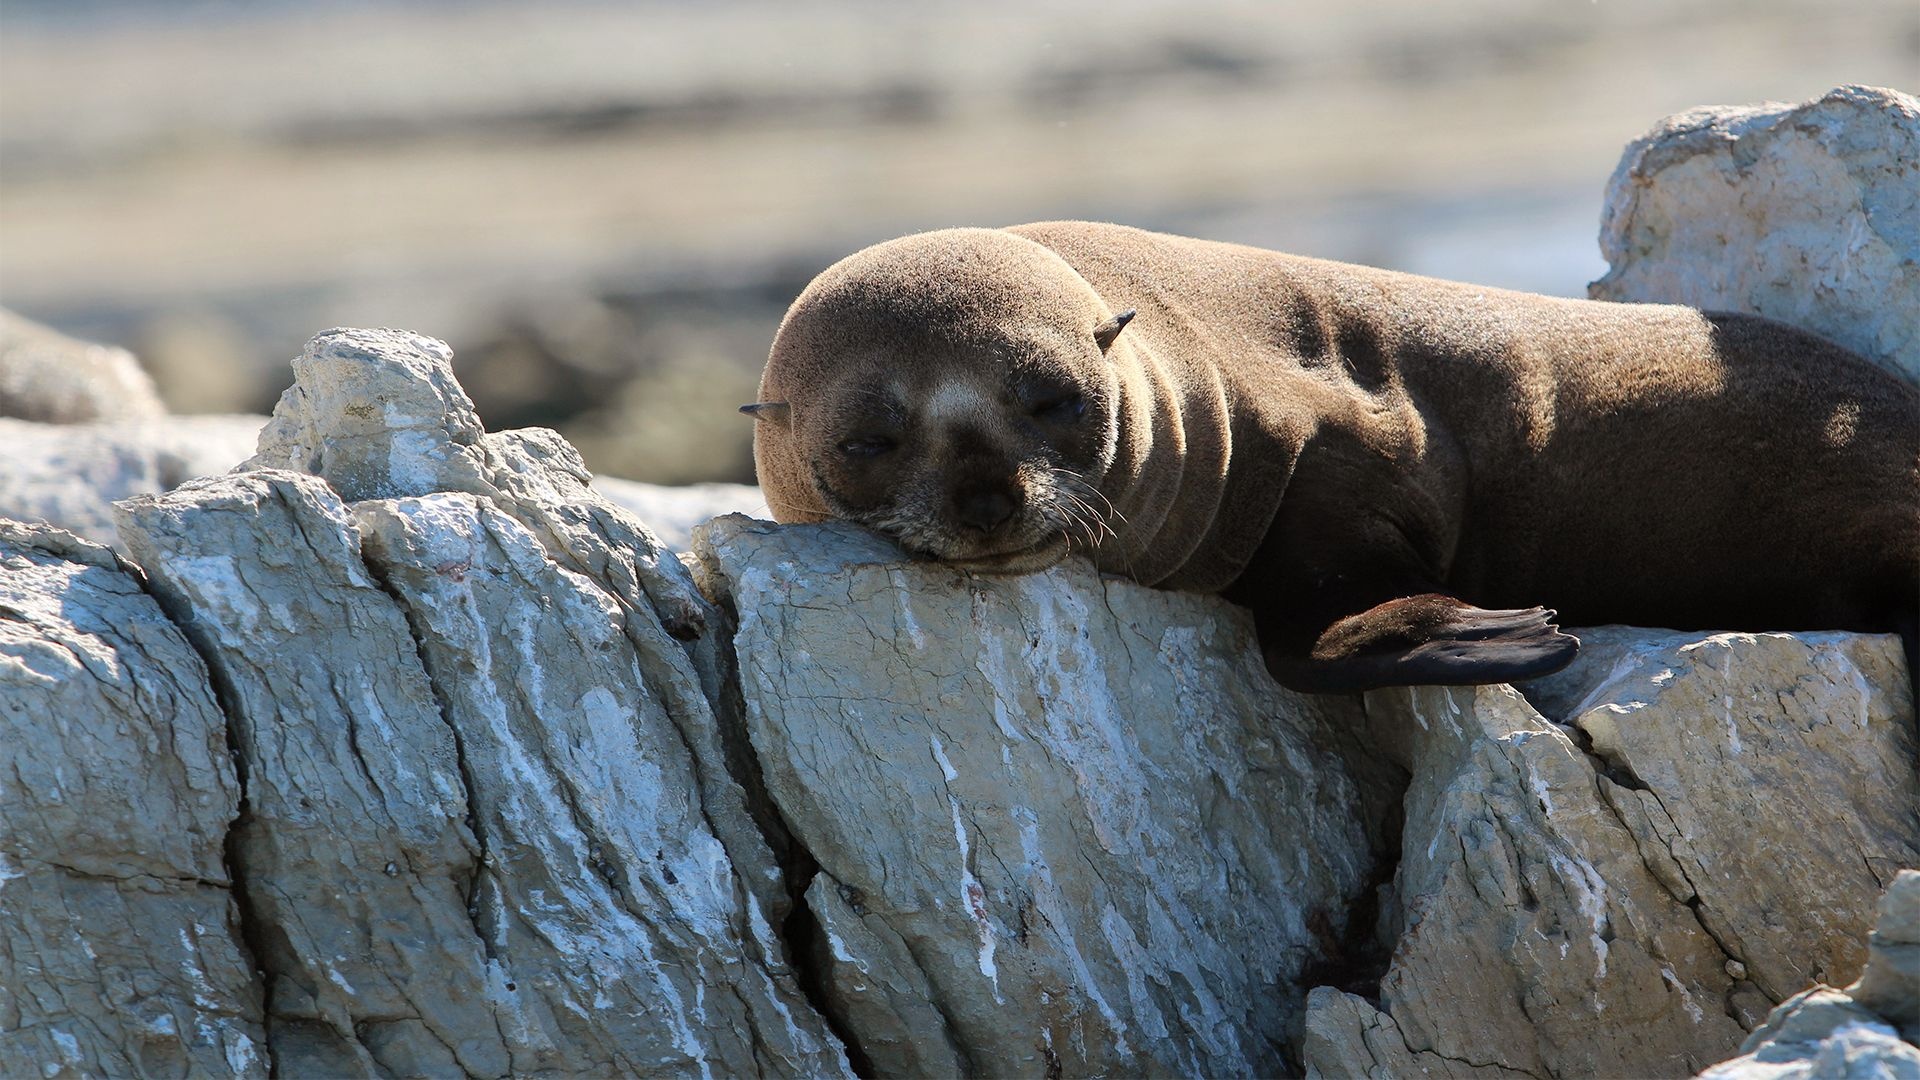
(1303, 626, 1918, 1079)
(693, 513, 1373, 1078)
(244, 326, 491, 500)
(357, 490, 843, 1077)
(0, 396, 750, 557)
(0, 414, 265, 546)
(1524, 628, 1920, 1000)
(243, 327, 713, 643)
(1302, 987, 1534, 1079)
(113, 326, 849, 1076)
(1698, 872, 1920, 1079)
(0, 309, 165, 423)
(1359, 682, 1749, 1077)
(1592, 85, 1920, 382)
(1848, 870, 1919, 1043)
(0, 520, 262, 1078)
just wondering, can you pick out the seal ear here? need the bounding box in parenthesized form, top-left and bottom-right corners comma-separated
(1094, 309, 1136, 352)
(739, 401, 791, 424)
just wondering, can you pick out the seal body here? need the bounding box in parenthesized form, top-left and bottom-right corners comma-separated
(751, 221, 1919, 692)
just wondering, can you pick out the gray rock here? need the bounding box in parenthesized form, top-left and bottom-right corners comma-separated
(357, 491, 844, 1077)
(113, 325, 849, 1076)
(1303, 626, 1918, 1080)
(1592, 85, 1920, 383)
(1354, 682, 1749, 1077)
(0, 414, 266, 546)
(693, 513, 1373, 1078)
(245, 328, 714, 644)
(0, 310, 165, 423)
(1698, 872, 1920, 1079)
(1302, 987, 1535, 1079)
(0, 520, 263, 1078)
(244, 326, 492, 500)
(1524, 628, 1919, 1001)
(116, 471, 505, 1076)
(1848, 870, 1919, 1043)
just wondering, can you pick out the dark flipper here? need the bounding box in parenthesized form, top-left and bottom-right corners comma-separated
(1266, 593, 1580, 694)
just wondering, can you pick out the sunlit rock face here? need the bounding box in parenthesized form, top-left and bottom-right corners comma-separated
(1300, 629, 1917, 1079)
(693, 513, 1373, 1078)
(101, 328, 849, 1078)
(1593, 85, 1920, 385)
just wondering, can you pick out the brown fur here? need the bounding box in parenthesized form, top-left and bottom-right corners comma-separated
(752, 221, 1919, 692)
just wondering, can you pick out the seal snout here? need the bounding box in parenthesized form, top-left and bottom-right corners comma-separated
(952, 482, 1022, 534)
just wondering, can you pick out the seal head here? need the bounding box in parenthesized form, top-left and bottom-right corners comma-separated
(752, 228, 1175, 575)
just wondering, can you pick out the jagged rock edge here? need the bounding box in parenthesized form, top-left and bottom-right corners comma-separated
(1336, 682, 1759, 1075)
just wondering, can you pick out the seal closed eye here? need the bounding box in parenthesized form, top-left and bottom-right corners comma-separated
(748, 221, 1920, 694)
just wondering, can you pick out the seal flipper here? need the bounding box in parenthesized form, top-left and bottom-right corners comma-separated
(1266, 593, 1580, 694)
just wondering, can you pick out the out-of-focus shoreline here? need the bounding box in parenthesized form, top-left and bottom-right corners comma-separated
(3, 0, 1912, 482)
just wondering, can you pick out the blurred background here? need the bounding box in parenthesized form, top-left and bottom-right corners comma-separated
(2, 0, 1912, 484)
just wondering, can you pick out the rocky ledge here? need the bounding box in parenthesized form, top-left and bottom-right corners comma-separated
(2, 323, 1914, 1079)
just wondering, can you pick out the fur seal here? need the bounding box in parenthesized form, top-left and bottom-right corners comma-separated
(747, 221, 1919, 693)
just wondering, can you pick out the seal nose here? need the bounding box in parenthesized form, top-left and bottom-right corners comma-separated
(953, 485, 1019, 533)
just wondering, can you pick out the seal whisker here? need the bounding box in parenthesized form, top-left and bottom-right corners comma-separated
(1052, 465, 1121, 526)
(760, 494, 827, 519)
(1057, 497, 1099, 553)
(1056, 488, 1108, 548)
(1052, 467, 1119, 545)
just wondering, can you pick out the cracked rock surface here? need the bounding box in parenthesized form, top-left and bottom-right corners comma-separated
(106, 328, 848, 1077)
(1302, 630, 1918, 1079)
(695, 514, 1373, 1078)
(2, 323, 1915, 1080)
(1592, 84, 1920, 383)
(0, 520, 263, 1077)
(1700, 871, 1920, 1079)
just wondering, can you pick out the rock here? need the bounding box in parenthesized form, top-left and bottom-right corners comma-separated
(0, 405, 750, 560)
(242, 327, 714, 642)
(1848, 870, 1919, 1043)
(1523, 628, 1919, 1001)
(1357, 682, 1748, 1077)
(5, 313, 1916, 1078)
(1697, 872, 1920, 1079)
(0, 414, 266, 547)
(1301, 628, 1918, 1079)
(1592, 85, 1920, 383)
(244, 327, 491, 501)
(693, 513, 1373, 1078)
(118, 473, 511, 1075)
(1302, 987, 1535, 1079)
(0, 520, 263, 1077)
(1697, 994, 1918, 1080)
(0, 309, 165, 423)
(110, 327, 850, 1077)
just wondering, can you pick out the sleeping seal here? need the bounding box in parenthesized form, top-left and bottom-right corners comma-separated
(746, 221, 1919, 693)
